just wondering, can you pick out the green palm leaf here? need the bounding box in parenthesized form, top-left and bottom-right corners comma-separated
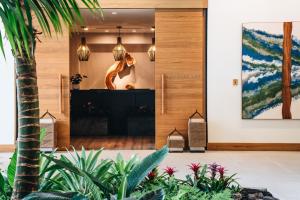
(0, 0, 102, 59)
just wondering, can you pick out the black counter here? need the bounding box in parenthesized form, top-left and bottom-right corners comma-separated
(71, 89, 155, 136)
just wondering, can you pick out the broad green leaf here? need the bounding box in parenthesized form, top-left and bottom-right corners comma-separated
(23, 192, 88, 200)
(7, 151, 16, 187)
(117, 176, 127, 200)
(94, 159, 113, 178)
(126, 146, 168, 195)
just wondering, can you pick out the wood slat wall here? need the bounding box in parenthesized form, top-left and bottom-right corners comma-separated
(0, 145, 15, 152)
(34, 7, 207, 150)
(77, 0, 208, 9)
(155, 9, 206, 149)
(35, 26, 70, 148)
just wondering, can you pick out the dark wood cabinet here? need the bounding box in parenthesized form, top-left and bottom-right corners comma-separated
(71, 89, 155, 136)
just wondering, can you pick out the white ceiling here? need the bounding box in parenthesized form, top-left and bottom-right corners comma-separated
(73, 9, 155, 33)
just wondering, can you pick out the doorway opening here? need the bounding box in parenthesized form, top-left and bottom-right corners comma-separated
(69, 9, 155, 150)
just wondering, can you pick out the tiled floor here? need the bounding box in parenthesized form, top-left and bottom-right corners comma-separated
(1, 151, 299, 200)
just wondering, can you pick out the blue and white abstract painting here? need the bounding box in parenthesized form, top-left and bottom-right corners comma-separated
(242, 22, 300, 119)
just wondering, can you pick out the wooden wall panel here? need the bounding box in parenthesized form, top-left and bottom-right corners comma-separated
(34, 8, 206, 150)
(77, 0, 208, 9)
(155, 9, 206, 149)
(0, 145, 15, 152)
(207, 143, 300, 151)
(35, 27, 70, 148)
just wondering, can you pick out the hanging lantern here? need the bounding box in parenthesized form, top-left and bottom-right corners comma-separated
(148, 37, 156, 62)
(77, 37, 90, 61)
(113, 26, 126, 61)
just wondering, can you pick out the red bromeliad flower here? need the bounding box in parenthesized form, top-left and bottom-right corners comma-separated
(217, 166, 225, 179)
(188, 163, 201, 174)
(164, 167, 176, 176)
(148, 169, 158, 180)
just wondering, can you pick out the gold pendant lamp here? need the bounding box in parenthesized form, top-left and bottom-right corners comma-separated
(113, 26, 126, 61)
(77, 36, 90, 61)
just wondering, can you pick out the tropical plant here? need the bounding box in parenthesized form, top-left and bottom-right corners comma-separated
(184, 163, 239, 193)
(135, 162, 239, 200)
(22, 192, 89, 200)
(70, 74, 88, 85)
(0, 170, 12, 200)
(0, 1, 101, 199)
(173, 186, 233, 200)
(43, 147, 113, 200)
(40, 146, 168, 200)
(2, 143, 241, 200)
(108, 154, 139, 195)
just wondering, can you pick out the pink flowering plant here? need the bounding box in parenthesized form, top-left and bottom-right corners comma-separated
(185, 162, 239, 193)
(136, 162, 240, 199)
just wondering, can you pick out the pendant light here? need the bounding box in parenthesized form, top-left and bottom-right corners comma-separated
(112, 26, 126, 61)
(148, 27, 156, 61)
(77, 36, 90, 61)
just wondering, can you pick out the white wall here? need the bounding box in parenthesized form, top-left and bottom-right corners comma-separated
(207, 0, 300, 143)
(0, 25, 15, 145)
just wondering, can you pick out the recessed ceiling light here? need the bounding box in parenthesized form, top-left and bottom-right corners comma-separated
(112, 11, 117, 15)
(132, 29, 137, 33)
(105, 30, 110, 33)
(151, 27, 155, 31)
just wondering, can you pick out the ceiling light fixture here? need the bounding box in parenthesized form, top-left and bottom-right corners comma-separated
(77, 37, 91, 61)
(151, 26, 155, 32)
(112, 26, 126, 61)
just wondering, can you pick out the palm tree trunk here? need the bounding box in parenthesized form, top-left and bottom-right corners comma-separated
(11, 45, 40, 199)
(282, 22, 293, 119)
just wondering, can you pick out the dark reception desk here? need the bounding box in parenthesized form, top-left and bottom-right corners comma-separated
(70, 89, 155, 136)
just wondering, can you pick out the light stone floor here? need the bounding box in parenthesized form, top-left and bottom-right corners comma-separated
(1, 151, 299, 200)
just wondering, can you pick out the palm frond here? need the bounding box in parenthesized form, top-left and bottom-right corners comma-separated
(0, 0, 102, 59)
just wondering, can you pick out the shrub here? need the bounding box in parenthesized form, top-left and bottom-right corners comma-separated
(1, 145, 240, 200)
